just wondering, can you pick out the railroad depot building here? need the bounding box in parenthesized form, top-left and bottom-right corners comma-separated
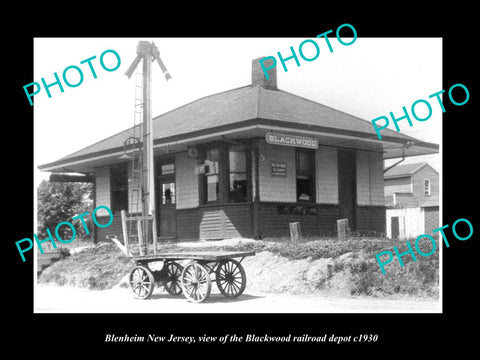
(39, 59, 439, 243)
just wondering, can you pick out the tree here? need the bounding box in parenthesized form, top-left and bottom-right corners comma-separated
(37, 180, 94, 241)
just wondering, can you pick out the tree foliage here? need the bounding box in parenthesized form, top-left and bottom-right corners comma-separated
(37, 180, 94, 240)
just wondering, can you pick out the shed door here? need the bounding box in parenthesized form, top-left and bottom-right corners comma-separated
(391, 216, 400, 239)
(337, 149, 356, 231)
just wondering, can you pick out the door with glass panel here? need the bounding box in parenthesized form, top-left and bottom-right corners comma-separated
(156, 161, 176, 238)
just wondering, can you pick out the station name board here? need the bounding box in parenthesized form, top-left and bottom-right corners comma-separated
(266, 133, 318, 149)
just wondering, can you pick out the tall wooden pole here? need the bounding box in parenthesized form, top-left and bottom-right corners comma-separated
(140, 41, 155, 255)
(125, 41, 169, 255)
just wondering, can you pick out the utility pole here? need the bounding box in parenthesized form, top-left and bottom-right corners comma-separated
(125, 41, 171, 255)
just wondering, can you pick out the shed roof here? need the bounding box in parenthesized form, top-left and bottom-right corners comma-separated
(384, 162, 438, 179)
(39, 84, 439, 174)
(420, 194, 439, 208)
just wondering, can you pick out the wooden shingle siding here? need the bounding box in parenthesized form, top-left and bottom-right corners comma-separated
(94, 166, 111, 216)
(175, 152, 199, 209)
(258, 141, 296, 202)
(356, 150, 385, 206)
(127, 162, 141, 214)
(356, 151, 370, 206)
(316, 146, 338, 204)
(369, 152, 385, 206)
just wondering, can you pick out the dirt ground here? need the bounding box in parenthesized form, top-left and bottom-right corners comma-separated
(35, 284, 440, 313)
(36, 238, 440, 313)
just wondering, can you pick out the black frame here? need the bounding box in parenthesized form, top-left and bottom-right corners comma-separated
(295, 148, 316, 203)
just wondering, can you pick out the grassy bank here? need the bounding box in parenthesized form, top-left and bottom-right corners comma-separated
(38, 237, 439, 298)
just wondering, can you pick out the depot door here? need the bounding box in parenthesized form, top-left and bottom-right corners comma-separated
(337, 149, 356, 231)
(156, 161, 177, 239)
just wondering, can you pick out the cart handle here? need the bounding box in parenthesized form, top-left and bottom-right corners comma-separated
(106, 234, 132, 258)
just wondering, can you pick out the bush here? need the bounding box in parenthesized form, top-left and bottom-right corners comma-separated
(37, 180, 94, 240)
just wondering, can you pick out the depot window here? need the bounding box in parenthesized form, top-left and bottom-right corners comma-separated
(229, 146, 247, 202)
(296, 148, 315, 202)
(110, 163, 128, 213)
(159, 162, 175, 205)
(204, 148, 220, 202)
(201, 143, 250, 204)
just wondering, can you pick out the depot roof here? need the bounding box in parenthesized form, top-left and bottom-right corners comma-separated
(39, 82, 439, 174)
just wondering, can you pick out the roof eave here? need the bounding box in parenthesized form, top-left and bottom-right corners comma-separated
(38, 118, 438, 174)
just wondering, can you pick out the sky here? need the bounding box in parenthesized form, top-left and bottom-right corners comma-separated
(33, 37, 442, 188)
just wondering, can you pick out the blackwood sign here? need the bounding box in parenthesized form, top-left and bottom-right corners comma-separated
(266, 133, 318, 149)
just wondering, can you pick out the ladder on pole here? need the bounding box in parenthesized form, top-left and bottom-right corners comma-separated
(130, 67, 143, 218)
(121, 60, 158, 256)
(121, 41, 170, 257)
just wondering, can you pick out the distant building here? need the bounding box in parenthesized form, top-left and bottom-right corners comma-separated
(384, 162, 439, 239)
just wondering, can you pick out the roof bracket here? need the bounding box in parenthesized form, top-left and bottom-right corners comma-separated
(383, 144, 409, 174)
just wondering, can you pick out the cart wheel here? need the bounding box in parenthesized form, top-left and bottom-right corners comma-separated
(181, 262, 211, 303)
(163, 261, 183, 296)
(216, 259, 246, 298)
(129, 265, 155, 300)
